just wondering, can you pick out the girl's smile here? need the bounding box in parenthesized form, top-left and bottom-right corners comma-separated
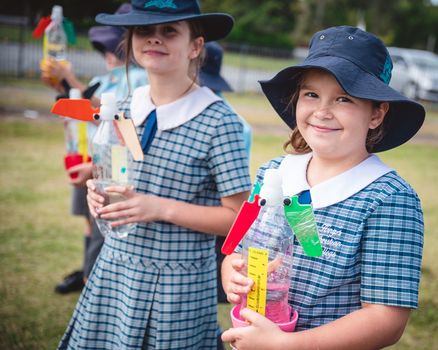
(296, 69, 387, 165)
(132, 22, 201, 77)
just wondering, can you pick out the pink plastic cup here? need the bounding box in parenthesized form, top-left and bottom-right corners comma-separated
(230, 304, 298, 332)
(64, 154, 91, 179)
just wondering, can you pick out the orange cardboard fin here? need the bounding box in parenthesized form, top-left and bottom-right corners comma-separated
(51, 99, 98, 121)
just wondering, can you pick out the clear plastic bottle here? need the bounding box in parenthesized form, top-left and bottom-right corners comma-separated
(241, 168, 294, 324)
(63, 88, 91, 179)
(91, 92, 136, 238)
(44, 5, 67, 61)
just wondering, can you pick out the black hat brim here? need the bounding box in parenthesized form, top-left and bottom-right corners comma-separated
(200, 71, 233, 92)
(95, 10, 234, 42)
(260, 56, 425, 152)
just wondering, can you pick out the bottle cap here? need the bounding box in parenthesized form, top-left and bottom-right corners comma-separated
(260, 169, 283, 206)
(51, 5, 63, 21)
(100, 92, 117, 106)
(99, 92, 119, 120)
(69, 88, 81, 100)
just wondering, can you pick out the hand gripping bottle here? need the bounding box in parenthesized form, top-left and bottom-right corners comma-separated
(231, 169, 298, 332)
(91, 92, 135, 238)
(63, 88, 92, 179)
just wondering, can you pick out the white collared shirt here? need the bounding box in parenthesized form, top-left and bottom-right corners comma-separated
(130, 85, 221, 130)
(279, 153, 393, 209)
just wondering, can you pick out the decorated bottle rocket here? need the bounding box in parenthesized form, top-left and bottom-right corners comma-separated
(230, 169, 298, 332)
(51, 92, 144, 238)
(63, 88, 92, 179)
(91, 92, 136, 238)
(33, 5, 75, 85)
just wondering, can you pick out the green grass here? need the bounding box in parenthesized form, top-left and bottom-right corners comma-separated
(0, 79, 437, 349)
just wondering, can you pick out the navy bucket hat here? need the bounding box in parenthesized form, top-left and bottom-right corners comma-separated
(95, 0, 234, 42)
(260, 26, 425, 152)
(89, 3, 131, 59)
(200, 42, 232, 92)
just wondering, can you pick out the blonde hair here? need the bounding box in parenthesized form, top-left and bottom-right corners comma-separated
(283, 71, 387, 154)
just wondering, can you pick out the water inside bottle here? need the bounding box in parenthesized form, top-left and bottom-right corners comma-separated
(94, 180, 135, 238)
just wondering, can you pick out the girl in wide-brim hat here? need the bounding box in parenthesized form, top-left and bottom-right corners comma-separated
(222, 26, 425, 349)
(57, 1, 251, 349)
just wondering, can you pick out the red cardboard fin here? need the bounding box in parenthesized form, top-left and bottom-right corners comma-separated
(32, 16, 51, 39)
(221, 195, 261, 255)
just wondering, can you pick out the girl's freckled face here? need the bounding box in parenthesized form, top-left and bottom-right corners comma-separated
(295, 69, 383, 161)
(132, 21, 196, 76)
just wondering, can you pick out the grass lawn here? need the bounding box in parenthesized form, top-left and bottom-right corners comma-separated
(0, 79, 437, 349)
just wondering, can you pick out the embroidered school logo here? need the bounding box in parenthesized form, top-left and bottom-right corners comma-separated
(379, 56, 393, 85)
(144, 0, 177, 9)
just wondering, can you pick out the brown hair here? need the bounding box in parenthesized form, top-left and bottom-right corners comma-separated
(122, 20, 205, 96)
(283, 71, 387, 154)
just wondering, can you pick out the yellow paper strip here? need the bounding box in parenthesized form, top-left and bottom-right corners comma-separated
(78, 122, 88, 162)
(111, 145, 128, 183)
(247, 247, 268, 315)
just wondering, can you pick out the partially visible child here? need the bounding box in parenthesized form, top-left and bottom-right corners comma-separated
(42, 3, 148, 293)
(221, 26, 425, 350)
(200, 41, 252, 305)
(200, 41, 252, 350)
(58, 1, 251, 349)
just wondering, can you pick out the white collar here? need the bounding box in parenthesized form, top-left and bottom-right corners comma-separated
(130, 85, 220, 130)
(279, 153, 393, 209)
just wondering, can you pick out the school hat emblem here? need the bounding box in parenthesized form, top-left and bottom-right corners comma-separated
(143, 0, 177, 9)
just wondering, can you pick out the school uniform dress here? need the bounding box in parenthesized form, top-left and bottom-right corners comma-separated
(58, 86, 251, 350)
(245, 153, 424, 330)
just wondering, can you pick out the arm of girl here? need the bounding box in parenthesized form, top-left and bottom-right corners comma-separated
(86, 181, 249, 236)
(222, 303, 410, 350)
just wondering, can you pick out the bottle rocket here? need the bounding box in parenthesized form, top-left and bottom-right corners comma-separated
(91, 92, 136, 238)
(231, 168, 298, 331)
(40, 5, 70, 85)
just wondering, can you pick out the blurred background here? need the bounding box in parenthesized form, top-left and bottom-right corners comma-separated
(0, 1, 437, 349)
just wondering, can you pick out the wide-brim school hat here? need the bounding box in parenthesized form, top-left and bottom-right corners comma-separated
(89, 3, 132, 59)
(260, 26, 425, 152)
(200, 42, 233, 92)
(88, 26, 125, 58)
(95, 0, 234, 42)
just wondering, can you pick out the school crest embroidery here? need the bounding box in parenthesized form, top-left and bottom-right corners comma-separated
(143, 0, 177, 9)
(379, 56, 393, 85)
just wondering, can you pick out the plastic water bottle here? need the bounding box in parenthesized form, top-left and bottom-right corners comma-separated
(241, 168, 294, 324)
(91, 92, 136, 238)
(44, 5, 67, 61)
(63, 88, 92, 179)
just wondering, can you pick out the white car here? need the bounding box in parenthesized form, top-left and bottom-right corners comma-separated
(388, 47, 438, 102)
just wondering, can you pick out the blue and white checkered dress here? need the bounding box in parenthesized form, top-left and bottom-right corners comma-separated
(245, 156, 424, 331)
(58, 95, 251, 349)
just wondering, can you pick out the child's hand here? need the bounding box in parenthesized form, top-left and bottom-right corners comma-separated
(68, 163, 92, 186)
(97, 186, 166, 226)
(222, 308, 287, 350)
(225, 257, 253, 305)
(86, 179, 105, 218)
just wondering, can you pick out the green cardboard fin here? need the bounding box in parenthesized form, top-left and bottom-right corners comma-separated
(284, 195, 322, 257)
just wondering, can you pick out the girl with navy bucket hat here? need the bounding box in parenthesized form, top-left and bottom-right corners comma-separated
(58, 1, 251, 349)
(222, 26, 425, 349)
